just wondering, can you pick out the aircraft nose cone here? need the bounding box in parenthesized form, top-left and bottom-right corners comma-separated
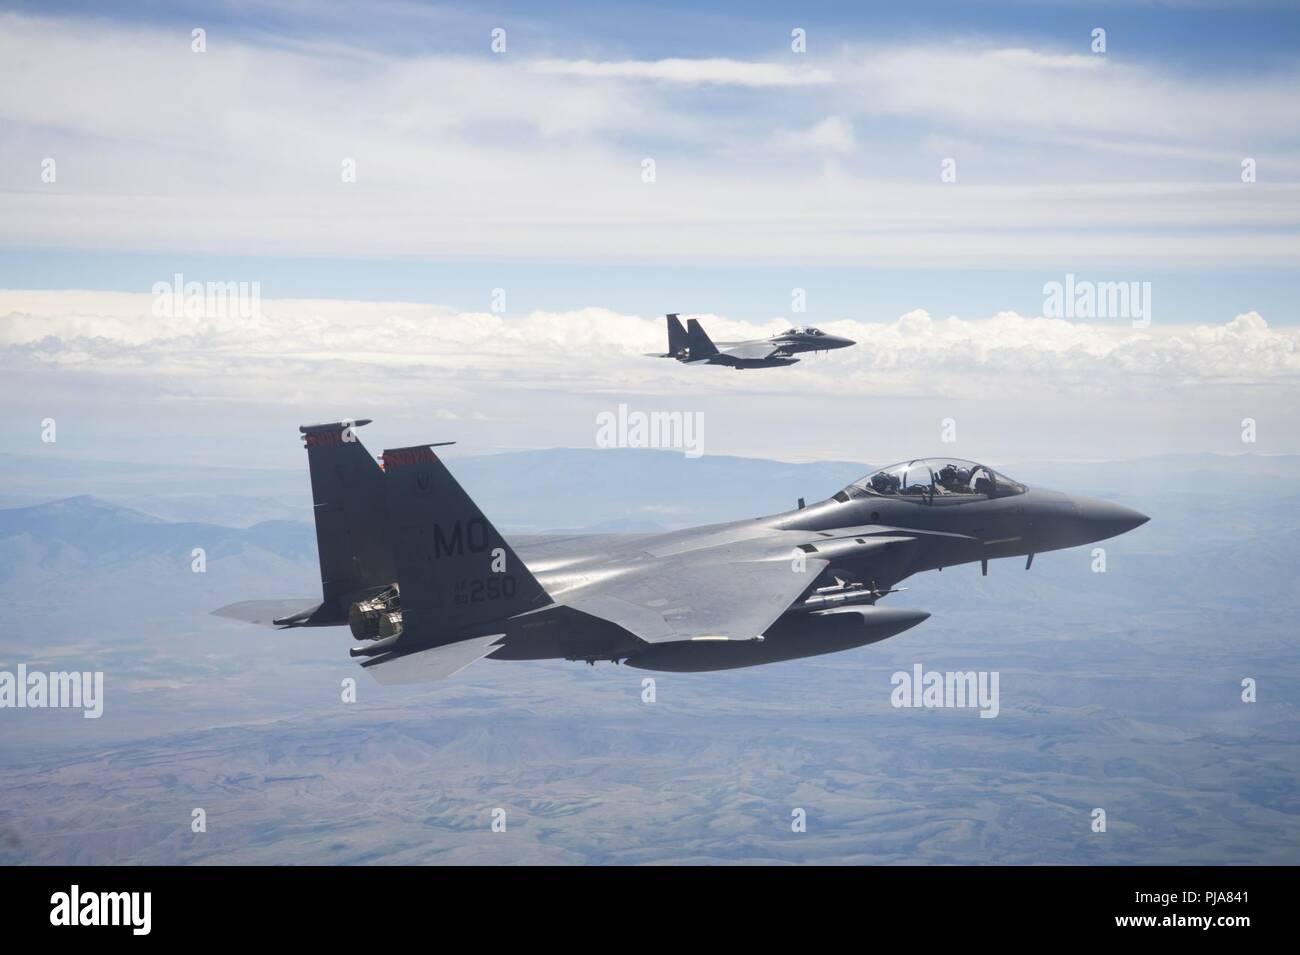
(1074, 497, 1149, 541)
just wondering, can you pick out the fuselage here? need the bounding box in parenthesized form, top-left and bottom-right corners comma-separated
(487, 468, 1148, 669)
(704, 329, 856, 367)
(716, 329, 857, 355)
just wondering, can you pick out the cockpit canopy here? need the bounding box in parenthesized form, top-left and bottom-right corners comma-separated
(780, 326, 824, 337)
(839, 458, 1026, 503)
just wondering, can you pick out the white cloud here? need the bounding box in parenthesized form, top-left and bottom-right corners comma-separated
(532, 57, 834, 86)
(0, 13, 1297, 266)
(769, 116, 856, 153)
(841, 42, 1300, 150)
(3, 290, 1295, 394)
(3, 289, 1296, 462)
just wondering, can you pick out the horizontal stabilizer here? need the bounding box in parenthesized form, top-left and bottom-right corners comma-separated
(361, 633, 504, 684)
(212, 599, 321, 628)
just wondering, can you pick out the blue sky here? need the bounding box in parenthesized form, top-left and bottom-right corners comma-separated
(1, 1, 1297, 463)
(0, 251, 1295, 327)
(3, 1, 1296, 292)
(12, 0, 1300, 65)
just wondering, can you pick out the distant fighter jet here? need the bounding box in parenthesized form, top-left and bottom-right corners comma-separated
(646, 313, 855, 368)
(215, 421, 1148, 684)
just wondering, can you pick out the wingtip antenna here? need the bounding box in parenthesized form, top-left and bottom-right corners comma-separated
(377, 441, 457, 471)
(298, 418, 373, 434)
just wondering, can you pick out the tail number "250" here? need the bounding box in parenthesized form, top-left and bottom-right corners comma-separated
(453, 575, 518, 605)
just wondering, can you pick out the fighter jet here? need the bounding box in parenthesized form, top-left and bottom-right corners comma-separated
(646, 313, 855, 368)
(215, 421, 1148, 684)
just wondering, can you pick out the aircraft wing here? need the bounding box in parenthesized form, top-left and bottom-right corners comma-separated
(715, 341, 787, 361)
(563, 552, 828, 644)
(550, 521, 974, 645)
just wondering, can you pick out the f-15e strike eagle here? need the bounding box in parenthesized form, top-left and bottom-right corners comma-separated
(646, 313, 855, 368)
(215, 420, 1148, 684)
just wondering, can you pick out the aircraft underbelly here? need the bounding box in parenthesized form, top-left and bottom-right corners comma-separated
(624, 606, 927, 672)
(485, 603, 641, 662)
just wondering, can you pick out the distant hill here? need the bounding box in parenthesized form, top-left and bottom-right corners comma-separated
(7, 446, 1298, 531)
(0, 495, 312, 564)
(0, 448, 872, 531)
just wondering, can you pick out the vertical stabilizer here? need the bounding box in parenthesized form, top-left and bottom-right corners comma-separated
(300, 420, 396, 614)
(666, 313, 688, 356)
(381, 444, 551, 644)
(686, 318, 719, 358)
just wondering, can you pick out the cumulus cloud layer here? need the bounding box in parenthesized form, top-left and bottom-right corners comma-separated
(3, 289, 1296, 462)
(3, 290, 1295, 397)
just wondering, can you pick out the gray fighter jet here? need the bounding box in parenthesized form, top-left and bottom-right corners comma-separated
(646, 313, 855, 368)
(215, 421, 1148, 684)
